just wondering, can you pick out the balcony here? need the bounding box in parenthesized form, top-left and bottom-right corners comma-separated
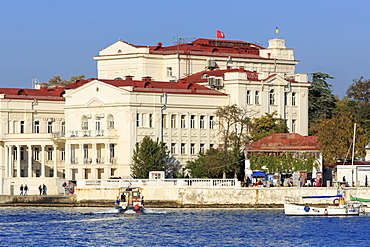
(67, 129, 117, 138)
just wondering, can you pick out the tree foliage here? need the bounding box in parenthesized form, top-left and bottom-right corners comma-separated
(48, 75, 85, 86)
(249, 111, 289, 142)
(346, 77, 370, 103)
(131, 136, 169, 179)
(311, 100, 368, 165)
(308, 72, 337, 135)
(215, 105, 251, 178)
(249, 153, 318, 173)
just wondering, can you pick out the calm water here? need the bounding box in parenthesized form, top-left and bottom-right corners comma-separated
(0, 207, 368, 246)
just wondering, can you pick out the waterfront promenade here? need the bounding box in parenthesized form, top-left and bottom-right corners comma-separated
(2, 178, 369, 208)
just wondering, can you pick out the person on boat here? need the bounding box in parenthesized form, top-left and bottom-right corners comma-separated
(115, 196, 120, 206)
(121, 193, 126, 202)
(141, 196, 145, 206)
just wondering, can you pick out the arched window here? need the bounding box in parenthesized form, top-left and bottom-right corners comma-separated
(107, 114, 114, 129)
(81, 116, 88, 130)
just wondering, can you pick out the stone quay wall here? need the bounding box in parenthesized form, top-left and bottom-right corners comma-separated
(75, 187, 370, 208)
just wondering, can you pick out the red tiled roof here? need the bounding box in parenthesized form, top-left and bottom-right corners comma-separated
(149, 39, 264, 57)
(0, 87, 65, 101)
(66, 78, 226, 96)
(180, 67, 259, 84)
(246, 133, 320, 152)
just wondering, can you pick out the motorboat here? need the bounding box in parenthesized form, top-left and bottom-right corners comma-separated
(115, 186, 144, 214)
(284, 193, 360, 216)
(350, 195, 370, 214)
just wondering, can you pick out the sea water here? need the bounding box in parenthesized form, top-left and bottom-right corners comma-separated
(0, 207, 368, 246)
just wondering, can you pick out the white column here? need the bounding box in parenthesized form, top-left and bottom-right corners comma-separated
(16, 145, 21, 177)
(28, 145, 32, 178)
(41, 145, 45, 177)
(53, 145, 57, 177)
(79, 144, 83, 164)
(105, 143, 110, 164)
(9, 145, 13, 177)
(66, 143, 71, 165)
(92, 143, 97, 164)
(4, 146, 8, 178)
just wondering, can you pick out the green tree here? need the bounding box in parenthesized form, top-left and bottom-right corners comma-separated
(186, 148, 224, 178)
(249, 153, 318, 173)
(131, 136, 169, 179)
(311, 101, 368, 165)
(346, 77, 370, 103)
(346, 77, 370, 138)
(48, 75, 85, 86)
(249, 111, 289, 142)
(308, 72, 337, 135)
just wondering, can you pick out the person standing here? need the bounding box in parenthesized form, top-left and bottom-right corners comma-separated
(24, 184, 29, 195)
(366, 175, 368, 187)
(20, 184, 24, 196)
(42, 184, 47, 195)
(38, 185, 42, 195)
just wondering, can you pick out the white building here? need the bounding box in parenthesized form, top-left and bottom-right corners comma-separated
(0, 37, 311, 194)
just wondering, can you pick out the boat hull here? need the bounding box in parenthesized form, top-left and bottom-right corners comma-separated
(116, 205, 144, 214)
(284, 203, 360, 216)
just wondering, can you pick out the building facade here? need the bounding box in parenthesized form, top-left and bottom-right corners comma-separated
(0, 37, 311, 194)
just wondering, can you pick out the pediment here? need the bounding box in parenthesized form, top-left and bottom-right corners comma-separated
(86, 98, 104, 106)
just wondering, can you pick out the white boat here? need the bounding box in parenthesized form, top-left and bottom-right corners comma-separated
(284, 195, 360, 216)
(115, 186, 145, 214)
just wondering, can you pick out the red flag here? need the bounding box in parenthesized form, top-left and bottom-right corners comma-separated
(216, 30, 225, 39)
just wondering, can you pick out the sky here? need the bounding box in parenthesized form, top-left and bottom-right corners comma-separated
(1, 0, 370, 98)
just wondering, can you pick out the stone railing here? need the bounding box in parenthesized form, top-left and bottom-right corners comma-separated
(77, 178, 241, 189)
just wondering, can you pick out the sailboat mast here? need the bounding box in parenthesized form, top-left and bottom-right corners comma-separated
(351, 123, 357, 187)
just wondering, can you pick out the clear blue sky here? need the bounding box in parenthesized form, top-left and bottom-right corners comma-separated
(1, 0, 369, 97)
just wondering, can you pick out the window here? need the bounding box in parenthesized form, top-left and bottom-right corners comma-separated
(34, 121, 40, 133)
(255, 91, 260, 104)
(246, 90, 251, 104)
(61, 148, 65, 161)
(200, 115, 205, 129)
(181, 115, 186, 128)
(13, 147, 17, 160)
(190, 143, 195, 155)
(209, 116, 214, 129)
(109, 144, 115, 163)
(34, 147, 40, 161)
(210, 144, 214, 149)
(284, 92, 288, 106)
(171, 143, 176, 154)
(136, 113, 140, 127)
(149, 114, 153, 128)
(71, 145, 76, 164)
(82, 116, 88, 130)
(269, 89, 275, 105)
(47, 148, 53, 161)
(20, 121, 25, 133)
(292, 92, 296, 106)
(83, 144, 89, 163)
(61, 122, 65, 134)
(181, 143, 186, 155)
(171, 115, 176, 128)
(292, 119, 296, 133)
(20, 147, 25, 160)
(200, 144, 205, 153)
(47, 121, 53, 133)
(107, 115, 114, 129)
(162, 114, 167, 128)
(167, 67, 173, 77)
(190, 115, 195, 129)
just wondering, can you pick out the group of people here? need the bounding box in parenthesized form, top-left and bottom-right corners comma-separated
(19, 184, 29, 195)
(38, 184, 47, 195)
